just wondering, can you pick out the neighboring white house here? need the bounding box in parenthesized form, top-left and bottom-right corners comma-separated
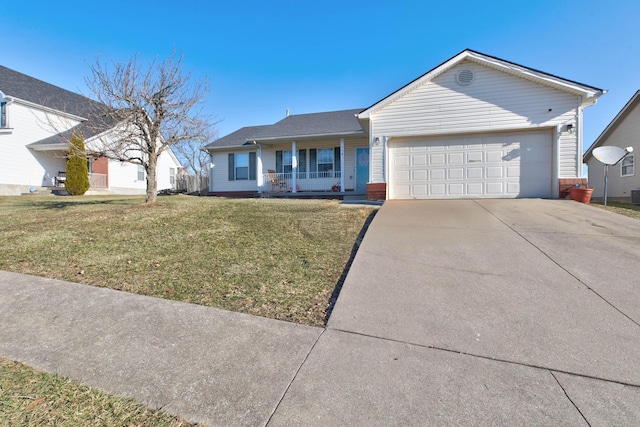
(205, 49, 605, 200)
(0, 65, 181, 196)
(584, 90, 639, 202)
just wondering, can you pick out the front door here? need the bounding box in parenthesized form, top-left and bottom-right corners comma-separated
(355, 147, 369, 193)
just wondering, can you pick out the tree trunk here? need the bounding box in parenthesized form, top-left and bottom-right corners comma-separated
(146, 154, 158, 203)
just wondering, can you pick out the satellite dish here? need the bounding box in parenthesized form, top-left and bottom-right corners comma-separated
(593, 146, 627, 165)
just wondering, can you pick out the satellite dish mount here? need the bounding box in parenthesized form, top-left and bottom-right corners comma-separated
(592, 146, 634, 206)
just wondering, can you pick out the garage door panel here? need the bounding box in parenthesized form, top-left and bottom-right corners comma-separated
(448, 168, 464, 180)
(467, 167, 483, 179)
(467, 182, 483, 195)
(430, 153, 446, 165)
(430, 169, 446, 180)
(486, 167, 503, 178)
(412, 154, 428, 166)
(390, 130, 552, 199)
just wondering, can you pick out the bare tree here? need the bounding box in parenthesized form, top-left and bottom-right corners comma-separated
(172, 127, 218, 178)
(86, 52, 211, 203)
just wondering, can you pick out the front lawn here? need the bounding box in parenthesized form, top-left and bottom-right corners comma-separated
(0, 196, 375, 327)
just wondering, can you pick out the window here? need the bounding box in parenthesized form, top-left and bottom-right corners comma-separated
(137, 165, 145, 181)
(275, 150, 307, 177)
(310, 147, 341, 178)
(0, 101, 7, 128)
(621, 154, 634, 177)
(169, 168, 176, 185)
(228, 152, 256, 181)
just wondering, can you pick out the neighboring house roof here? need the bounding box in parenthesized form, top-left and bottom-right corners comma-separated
(0, 64, 114, 149)
(204, 109, 365, 150)
(358, 49, 606, 119)
(584, 90, 640, 163)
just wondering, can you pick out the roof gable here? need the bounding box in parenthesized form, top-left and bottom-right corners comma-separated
(358, 49, 605, 119)
(584, 90, 640, 162)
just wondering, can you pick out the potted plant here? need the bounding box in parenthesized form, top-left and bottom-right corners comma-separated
(569, 184, 594, 204)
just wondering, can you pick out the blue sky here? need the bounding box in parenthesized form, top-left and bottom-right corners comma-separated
(4, 0, 639, 149)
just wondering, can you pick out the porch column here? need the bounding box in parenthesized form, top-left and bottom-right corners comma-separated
(256, 142, 264, 193)
(291, 140, 297, 193)
(340, 138, 345, 192)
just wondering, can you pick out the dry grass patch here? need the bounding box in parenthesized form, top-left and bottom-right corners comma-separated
(0, 358, 201, 426)
(592, 201, 640, 221)
(0, 195, 374, 327)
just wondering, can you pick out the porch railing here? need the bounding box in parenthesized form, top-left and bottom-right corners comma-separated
(262, 171, 342, 193)
(89, 173, 107, 189)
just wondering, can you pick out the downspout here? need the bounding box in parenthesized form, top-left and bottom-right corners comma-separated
(577, 96, 583, 178)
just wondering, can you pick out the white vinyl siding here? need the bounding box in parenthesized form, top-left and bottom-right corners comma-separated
(586, 99, 640, 199)
(370, 60, 580, 183)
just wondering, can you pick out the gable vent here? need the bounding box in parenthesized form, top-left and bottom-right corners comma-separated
(456, 69, 475, 86)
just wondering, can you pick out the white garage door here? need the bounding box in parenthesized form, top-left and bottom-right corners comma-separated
(389, 130, 553, 199)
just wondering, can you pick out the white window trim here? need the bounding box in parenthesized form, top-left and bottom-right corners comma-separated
(235, 152, 250, 180)
(621, 154, 634, 177)
(137, 165, 145, 181)
(0, 97, 12, 133)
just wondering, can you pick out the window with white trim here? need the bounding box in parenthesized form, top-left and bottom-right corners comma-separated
(235, 152, 249, 180)
(169, 167, 176, 185)
(0, 101, 7, 128)
(621, 154, 634, 177)
(137, 165, 145, 181)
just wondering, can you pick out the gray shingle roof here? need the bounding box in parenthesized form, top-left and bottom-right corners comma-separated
(0, 65, 114, 147)
(204, 109, 365, 150)
(203, 125, 272, 149)
(253, 109, 364, 140)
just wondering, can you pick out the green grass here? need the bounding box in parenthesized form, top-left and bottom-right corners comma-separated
(0, 195, 374, 327)
(0, 358, 202, 426)
(591, 200, 640, 221)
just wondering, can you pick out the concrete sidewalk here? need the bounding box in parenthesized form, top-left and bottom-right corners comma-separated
(1, 199, 640, 425)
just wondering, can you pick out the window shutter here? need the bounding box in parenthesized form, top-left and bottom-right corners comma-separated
(310, 149, 317, 173)
(298, 149, 306, 172)
(334, 147, 341, 171)
(249, 152, 256, 180)
(276, 150, 283, 173)
(228, 153, 235, 181)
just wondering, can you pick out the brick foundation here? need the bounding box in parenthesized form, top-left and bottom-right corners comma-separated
(558, 178, 588, 199)
(366, 183, 387, 201)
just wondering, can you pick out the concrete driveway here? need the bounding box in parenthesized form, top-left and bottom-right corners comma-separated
(272, 199, 640, 425)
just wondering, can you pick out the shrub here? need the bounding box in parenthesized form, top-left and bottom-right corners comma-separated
(65, 132, 90, 196)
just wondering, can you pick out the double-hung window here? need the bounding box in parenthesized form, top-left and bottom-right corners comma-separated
(137, 165, 145, 181)
(275, 149, 307, 178)
(621, 154, 634, 177)
(228, 152, 256, 181)
(0, 101, 7, 128)
(309, 147, 341, 179)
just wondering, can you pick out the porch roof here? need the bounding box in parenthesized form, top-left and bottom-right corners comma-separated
(204, 109, 366, 151)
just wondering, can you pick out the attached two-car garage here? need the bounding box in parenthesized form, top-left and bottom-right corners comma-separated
(388, 129, 553, 199)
